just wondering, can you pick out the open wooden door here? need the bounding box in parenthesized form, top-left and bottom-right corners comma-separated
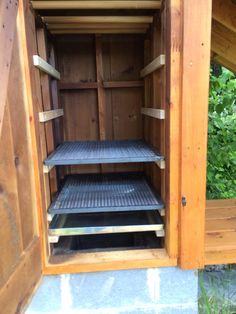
(0, 1, 42, 312)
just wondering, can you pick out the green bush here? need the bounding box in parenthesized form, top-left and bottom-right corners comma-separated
(207, 66, 236, 199)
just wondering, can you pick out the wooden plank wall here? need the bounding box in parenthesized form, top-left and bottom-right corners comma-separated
(55, 34, 144, 174)
(0, 0, 43, 312)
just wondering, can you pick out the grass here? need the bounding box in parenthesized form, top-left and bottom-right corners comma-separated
(199, 266, 236, 314)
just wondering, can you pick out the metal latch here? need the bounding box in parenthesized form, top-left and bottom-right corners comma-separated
(182, 196, 187, 207)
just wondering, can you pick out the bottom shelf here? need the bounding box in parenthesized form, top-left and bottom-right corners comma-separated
(52, 231, 163, 255)
(49, 211, 164, 237)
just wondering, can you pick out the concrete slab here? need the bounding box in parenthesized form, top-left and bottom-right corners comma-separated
(25, 267, 198, 314)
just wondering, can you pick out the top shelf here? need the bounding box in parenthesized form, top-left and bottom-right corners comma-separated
(44, 140, 164, 166)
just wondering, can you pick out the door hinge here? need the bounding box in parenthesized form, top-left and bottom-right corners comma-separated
(182, 196, 187, 207)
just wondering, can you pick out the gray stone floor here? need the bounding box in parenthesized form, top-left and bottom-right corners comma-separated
(26, 268, 198, 314)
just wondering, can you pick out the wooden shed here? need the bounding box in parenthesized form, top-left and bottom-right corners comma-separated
(0, 0, 235, 312)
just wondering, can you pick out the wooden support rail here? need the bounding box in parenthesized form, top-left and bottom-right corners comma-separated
(59, 82, 98, 90)
(103, 81, 143, 88)
(32, 1, 162, 10)
(141, 108, 165, 119)
(47, 23, 150, 30)
(59, 81, 143, 90)
(140, 55, 165, 78)
(51, 29, 147, 34)
(42, 16, 154, 24)
(33, 55, 61, 80)
(39, 109, 64, 122)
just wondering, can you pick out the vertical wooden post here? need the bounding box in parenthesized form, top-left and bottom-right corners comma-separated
(180, 0, 212, 269)
(95, 34, 106, 141)
(36, 28, 58, 196)
(164, 0, 182, 259)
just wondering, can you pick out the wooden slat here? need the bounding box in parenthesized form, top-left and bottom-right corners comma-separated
(45, 249, 176, 274)
(32, 1, 162, 10)
(43, 16, 153, 24)
(47, 23, 150, 30)
(0, 0, 19, 137)
(33, 55, 61, 80)
(211, 20, 236, 68)
(212, 0, 236, 33)
(141, 107, 165, 119)
(103, 81, 143, 88)
(95, 34, 106, 141)
(206, 218, 236, 233)
(206, 207, 236, 220)
(39, 109, 64, 122)
(205, 249, 236, 265)
(51, 29, 147, 34)
(206, 232, 236, 252)
(179, 0, 212, 269)
(206, 199, 236, 209)
(59, 82, 98, 90)
(140, 55, 165, 77)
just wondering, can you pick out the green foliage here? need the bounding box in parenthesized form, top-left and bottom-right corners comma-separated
(199, 268, 236, 314)
(207, 66, 236, 199)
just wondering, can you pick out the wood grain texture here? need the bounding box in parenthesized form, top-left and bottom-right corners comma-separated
(211, 19, 236, 68)
(46, 249, 176, 274)
(0, 0, 19, 137)
(140, 54, 165, 77)
(180, 0, 212, 269)
(164, 0, 182, 260)
(205, 199, 236, 265)
(18, 0, 51, 267)
(0, 238, 42, 314)
(212, 0, 236, 33)
(205, 250, 236, 265)
(7, 32, 37, 250)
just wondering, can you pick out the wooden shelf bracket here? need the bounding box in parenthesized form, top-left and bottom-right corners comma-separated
(155, 159, 165, 170)
(33, 55, 61, 80)
(140, 54, 165, 77)
(43, 164, 55, 174)
(141, 108, 165, 119)
(39, 109, 64, 122)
